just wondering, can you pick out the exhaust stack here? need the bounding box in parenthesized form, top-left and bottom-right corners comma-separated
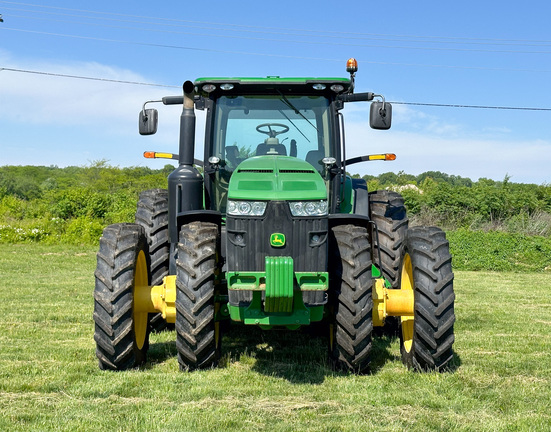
(179, 80, 196, 166)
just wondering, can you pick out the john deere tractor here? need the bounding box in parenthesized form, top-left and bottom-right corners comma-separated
(93, 59, 455, 373)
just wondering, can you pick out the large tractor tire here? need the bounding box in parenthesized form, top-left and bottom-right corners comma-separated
(93, 223, 151, 370)
(135, 189, 170, 332)
(175, 221, 220, 371)
(369, 190, 408, 289)
(329, 224, 373, 373)
(399, 226, 455, 371)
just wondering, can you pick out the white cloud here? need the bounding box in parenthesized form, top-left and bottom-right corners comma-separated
(0, 58, 164, 126)
(345, 119, 551, 184)
(0, 53, 203, 166)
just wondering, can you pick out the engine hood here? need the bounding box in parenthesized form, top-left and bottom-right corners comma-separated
(227, 156, 327, 201)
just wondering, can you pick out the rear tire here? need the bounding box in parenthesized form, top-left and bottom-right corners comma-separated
(400, 227, 455, 371)
(369, 190, 409, 336)
(135, 189, 170, 332)
(329, 224, 373, 373)
(369, 190, 408, 289)
(175, 221, 220, 371)
(93, 223, 151, 370)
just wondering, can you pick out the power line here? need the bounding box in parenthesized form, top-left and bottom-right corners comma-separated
(2, 27, 551, 74)
(3, 5, 551, 50)
(389, 101, 551, 112)
(2, 0, 551, 46)
(2, 66, 550, 112)
(0, 27, 347, 62)
(0, 67, 179, 87)
(3, 8, 551, 54)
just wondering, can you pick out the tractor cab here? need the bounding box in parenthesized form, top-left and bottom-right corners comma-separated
(194, 78, 346, 215)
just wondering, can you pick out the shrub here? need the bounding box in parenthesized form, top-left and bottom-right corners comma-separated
(61, 217, 104, 245)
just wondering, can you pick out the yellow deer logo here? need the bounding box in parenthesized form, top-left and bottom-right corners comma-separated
(270, 233, 286, 247)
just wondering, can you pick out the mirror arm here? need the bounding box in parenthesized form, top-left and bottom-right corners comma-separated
(343, 155, 370, 166)
(337, 92, 374, 103)
(372, 94, 386, 112)
(141, 100, 162, 118)
(141, 95, 183, 117)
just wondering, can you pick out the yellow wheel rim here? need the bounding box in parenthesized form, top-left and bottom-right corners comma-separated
(133, 250, 149, 350)
(400, 253, 415, 353)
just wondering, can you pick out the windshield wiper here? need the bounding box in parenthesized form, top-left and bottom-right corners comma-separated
(277, 91, 318, 133)
(277, 109, 310, 143)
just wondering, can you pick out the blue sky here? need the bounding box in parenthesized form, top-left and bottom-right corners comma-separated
(1, 0, 550, 184)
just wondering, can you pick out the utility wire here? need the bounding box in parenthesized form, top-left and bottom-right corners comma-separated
(0, 27, 347, 62)
(3, 5, 551, 49)
(2, 66, 550, 112)
(2, 27, 551, 74)
(0, 67, 179, 88)
(389, 101, 551, 112)
(2, 0, 551, 46)
(3, 8, 551, 54)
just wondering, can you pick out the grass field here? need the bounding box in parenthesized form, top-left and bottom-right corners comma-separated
(1, 244, 550, 431)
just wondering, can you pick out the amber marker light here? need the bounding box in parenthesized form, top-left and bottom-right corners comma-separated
(346, 58, 358, 73)
(367, 153, 396, 161)
(143, 151, 177, 159)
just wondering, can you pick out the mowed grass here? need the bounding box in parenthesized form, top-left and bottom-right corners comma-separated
(0, 244, 550, 431)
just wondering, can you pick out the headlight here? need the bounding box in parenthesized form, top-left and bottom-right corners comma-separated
(227, 200, 267, 216)
(289, 200, 328, 217)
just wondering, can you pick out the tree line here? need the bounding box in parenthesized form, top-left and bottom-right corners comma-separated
(1, 162, 550, 244)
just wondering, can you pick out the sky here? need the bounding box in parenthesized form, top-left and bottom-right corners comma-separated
(0, 0, 550, 184)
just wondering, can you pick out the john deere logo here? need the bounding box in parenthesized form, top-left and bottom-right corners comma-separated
(270, 233, 285, 247)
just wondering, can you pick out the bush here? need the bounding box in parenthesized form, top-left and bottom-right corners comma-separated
(61, 217, 104, 245)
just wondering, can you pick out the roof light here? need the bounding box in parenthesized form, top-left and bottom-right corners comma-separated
(312, 83, 326, 90)
(346, 58, 358, 73)
(330, 84, 344, 93)
(220, 83, 234, 91)
(202, 84, 216, 93)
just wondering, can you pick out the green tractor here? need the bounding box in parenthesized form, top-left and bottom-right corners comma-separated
(93, 59, 455, 373)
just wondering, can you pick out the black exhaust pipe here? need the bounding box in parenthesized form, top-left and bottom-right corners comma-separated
(179, 80, 196, 166)
(167, 80, 204, 255)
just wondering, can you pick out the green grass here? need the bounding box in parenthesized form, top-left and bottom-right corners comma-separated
(1, 245, 550, 431)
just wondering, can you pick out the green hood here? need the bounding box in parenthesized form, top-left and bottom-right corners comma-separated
(228, 156, 327, 201)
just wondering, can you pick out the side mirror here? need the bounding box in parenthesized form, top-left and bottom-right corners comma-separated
(139, 109, 158, 135)
(370, 102, 392, 130)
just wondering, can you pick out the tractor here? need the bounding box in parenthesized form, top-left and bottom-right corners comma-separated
(93, 58, 455, 373)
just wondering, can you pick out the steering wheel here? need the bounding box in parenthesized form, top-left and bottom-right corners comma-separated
(256, 123, 289, 138)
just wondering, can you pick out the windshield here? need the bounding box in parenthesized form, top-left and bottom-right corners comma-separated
(209, 95, 333, 172)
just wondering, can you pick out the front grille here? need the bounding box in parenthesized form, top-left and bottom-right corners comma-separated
(226, 201, 327, 272)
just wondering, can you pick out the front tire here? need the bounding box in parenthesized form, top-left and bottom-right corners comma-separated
(175, 221, 220, 371)
(93, 223, 151, 370)
(329, 224, 373, 373)
(400, 227, 455, 371)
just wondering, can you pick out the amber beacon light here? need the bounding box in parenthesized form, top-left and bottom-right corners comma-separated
(346, 58, 358, 73)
